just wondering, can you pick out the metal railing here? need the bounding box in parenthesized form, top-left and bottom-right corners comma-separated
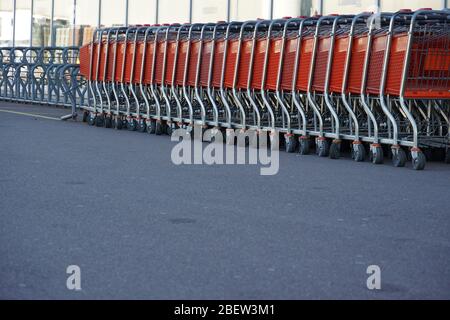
(0, 46, 88, 119)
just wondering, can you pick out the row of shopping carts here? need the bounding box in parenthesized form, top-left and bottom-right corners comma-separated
(79, 9, 450, 170)
(0, 46, 87, 107)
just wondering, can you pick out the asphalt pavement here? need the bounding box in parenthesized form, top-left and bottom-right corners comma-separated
(0, 102, 449, 299)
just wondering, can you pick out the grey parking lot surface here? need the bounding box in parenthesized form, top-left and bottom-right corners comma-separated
(0, 102, 449, 299)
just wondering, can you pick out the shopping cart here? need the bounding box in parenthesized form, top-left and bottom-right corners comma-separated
(76, 9, 450, 169)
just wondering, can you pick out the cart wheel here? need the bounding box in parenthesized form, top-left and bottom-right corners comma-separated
(370, 145, 383, 164)
(127, 118, 137, 131)
(299, 136, 310, 155)
(329, 140, 341, 159)
(137, 119, 146, 132)
(95, 114, 104, 127)
(444, 147, 450, 164)
(423, 148, 433, 161)
(166, 122, 173, 136)
(105, 116, 112, 128)
(146, 120, 156, 134)
(87, 112, 96, 126)
(82, 111, 89, 122)
(161, 121, 168, 135)
(155, 121, 163, 135)
(285, 134, 297, 153)
(352, 143, 365, 162)
(392, 147, 407, 167)
(412, 150, 426, 170)
(383, 144, 392, 159)
(316, 138, 329, 157)
(114, 117, 123, 130)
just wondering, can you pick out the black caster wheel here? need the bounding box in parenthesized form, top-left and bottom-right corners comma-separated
(87, 112, 96, 126)
(127, 118, 137, 131)
(412, 149, 426, 171)
(137, 119, 146, 132)
(105, 116, 112, 128)
(161, 121, 169, 135)
(445, 148, 450, 164)
(165, 122, 173, 136)
(298, 136, 310, 155)
(392, 146, 407, 167)
(329, 140, 341, 159)
(95, 114, 104, 127)
(82, 111, 89, 122)
(316, 138, 329, 157)
(155, 121, 163, 135)
(370, 144, 383, 164)
(114, 117, 123, 130)
(285, 134, 297, 153)
(423, 148, 433, 161)
(352, 142, 365, 162)
(383, 144, 392, 159)
(146, 120, 156, 134)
